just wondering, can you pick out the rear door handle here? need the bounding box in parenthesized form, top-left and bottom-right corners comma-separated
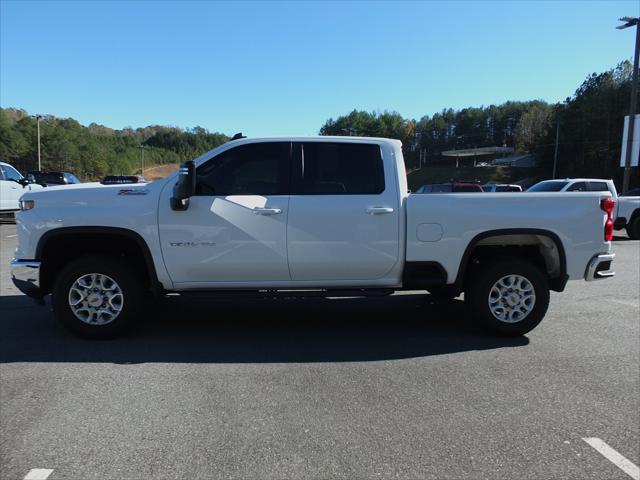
(366, 206, 394, 215)
(253, 207, 282, 216)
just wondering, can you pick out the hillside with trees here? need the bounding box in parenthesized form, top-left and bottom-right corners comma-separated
(320, 61, 638, 191)
(0, 109, 228, 179)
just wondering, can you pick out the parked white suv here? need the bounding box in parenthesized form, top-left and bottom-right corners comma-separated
(527, 178, 640, 239)
(11, 137, 616, 338)
(0, 162, 43, 212)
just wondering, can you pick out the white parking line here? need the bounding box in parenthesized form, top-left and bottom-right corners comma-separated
(583, 437, 639, 480)
(23, 469, 53, 480)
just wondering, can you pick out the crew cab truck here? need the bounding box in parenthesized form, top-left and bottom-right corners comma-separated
(11, 137, 616, 338)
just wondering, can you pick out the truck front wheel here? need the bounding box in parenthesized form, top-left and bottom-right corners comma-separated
(466, 259, 549, 336)
(52, 255, 143, 339)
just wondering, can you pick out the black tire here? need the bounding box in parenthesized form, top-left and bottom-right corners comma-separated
(466, 258, 550, 336)
(427, 286, 458, 300)
(52, 254, 143, 339)
(626, 215, 640, 240)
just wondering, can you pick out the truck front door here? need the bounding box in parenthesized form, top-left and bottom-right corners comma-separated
(158, 141, 291, 286)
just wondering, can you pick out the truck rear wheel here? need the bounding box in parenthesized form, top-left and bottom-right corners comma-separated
(52, 255, 143, 339)
(626, 215, 640, 240)
(466, 258, 549, 336)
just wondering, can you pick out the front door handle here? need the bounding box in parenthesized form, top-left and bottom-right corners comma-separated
(366, 206, 394, 215)
(253, 207, 282, 216)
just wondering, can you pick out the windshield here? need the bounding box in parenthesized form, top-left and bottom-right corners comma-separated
(527, 181, 569, 192)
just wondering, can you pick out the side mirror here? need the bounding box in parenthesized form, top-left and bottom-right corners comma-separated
(18, 178, 32, 187)
(170, 161, 196, 211)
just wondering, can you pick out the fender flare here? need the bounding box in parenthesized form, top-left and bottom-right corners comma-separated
(452, 228, 568, 293)
(36, 226, 162, 296)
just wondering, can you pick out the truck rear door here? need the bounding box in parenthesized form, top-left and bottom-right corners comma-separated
(286, 141, 400, 282)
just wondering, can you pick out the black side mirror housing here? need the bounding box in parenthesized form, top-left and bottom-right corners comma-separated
(170, 161, 196, 211)
(18, 178, 32, 187)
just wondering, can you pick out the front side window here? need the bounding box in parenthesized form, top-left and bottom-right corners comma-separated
(2, 165, 23, 182)
(588, 181, 609, 192)
(196, 142, 290, 196)
(294, 142, 384, 195)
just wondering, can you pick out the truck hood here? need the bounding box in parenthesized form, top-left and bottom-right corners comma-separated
(20, 179, 168, 211)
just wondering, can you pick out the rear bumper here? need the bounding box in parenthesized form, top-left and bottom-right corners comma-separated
(584, 253, 615, 281)
(11, 259, 43, 299)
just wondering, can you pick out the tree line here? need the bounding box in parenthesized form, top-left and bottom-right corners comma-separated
(320, 61, 638, 189)
(0, 109, 228, 179)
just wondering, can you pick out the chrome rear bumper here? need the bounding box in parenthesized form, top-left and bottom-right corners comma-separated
(11, 259, 42, 299)
(585, 253, 615, 281)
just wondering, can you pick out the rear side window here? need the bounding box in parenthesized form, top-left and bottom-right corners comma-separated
(566, 182, 587, 192)
(432, 184, 452, 192)
(294, 142, 384, 195)
(196, 142, 290, 196)
(39, 173, 64, 184)
(588, 182, 609, 192)
(453, 185, 481, 192)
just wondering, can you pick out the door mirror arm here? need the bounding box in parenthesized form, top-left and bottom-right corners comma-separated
(171, 161, 196, 211)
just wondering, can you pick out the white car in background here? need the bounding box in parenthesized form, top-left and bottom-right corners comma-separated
(481, 184, 523, 192)
(0, 162, 44, 213)
(527, 178, 640, 239)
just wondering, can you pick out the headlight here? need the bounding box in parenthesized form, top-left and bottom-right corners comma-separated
(19, 200, 35, 211)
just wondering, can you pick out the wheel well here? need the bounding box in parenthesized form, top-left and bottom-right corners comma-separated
(38, 229, 158, 296)
(456, 232, 567, 293)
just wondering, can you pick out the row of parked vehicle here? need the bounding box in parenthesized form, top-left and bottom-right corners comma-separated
(414, 182, 523, 193)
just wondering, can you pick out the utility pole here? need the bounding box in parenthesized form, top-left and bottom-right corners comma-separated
(617, 16, 640, 193)
(552, 120, 560, 179)
(32, 115, 43, 171)
(138, 145, 145, 175)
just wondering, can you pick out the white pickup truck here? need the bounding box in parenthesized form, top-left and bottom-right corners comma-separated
(11, 137, 616, 338)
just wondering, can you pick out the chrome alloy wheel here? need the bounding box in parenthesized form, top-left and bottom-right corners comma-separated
(488, 274, 536, 323)
(68, 273, 124, 325)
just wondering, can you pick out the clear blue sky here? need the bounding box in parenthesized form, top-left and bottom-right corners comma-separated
(1, 0, 637, 136)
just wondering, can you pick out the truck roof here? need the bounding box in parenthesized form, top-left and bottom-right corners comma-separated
(226, 135, 402, 144)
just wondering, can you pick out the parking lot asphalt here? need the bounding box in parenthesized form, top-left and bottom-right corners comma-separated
(1, 222, 638, 480)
